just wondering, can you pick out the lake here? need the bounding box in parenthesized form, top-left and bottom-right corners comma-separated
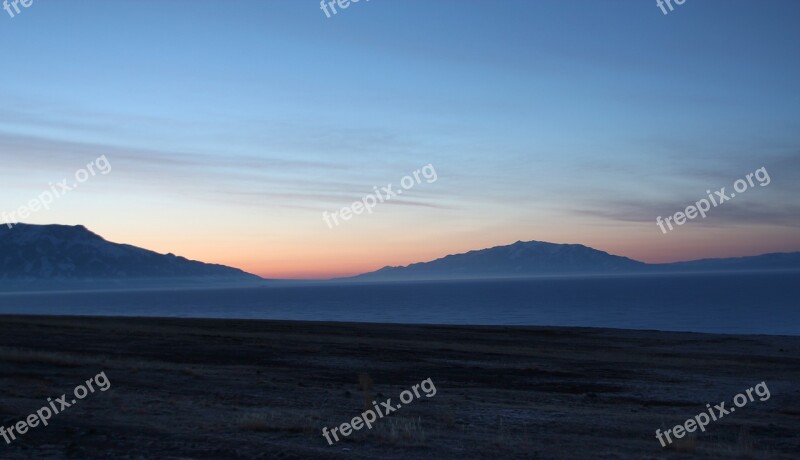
(0, 272, 797, 335)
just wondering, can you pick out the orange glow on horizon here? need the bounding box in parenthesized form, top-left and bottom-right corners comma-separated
(90, 220, 800, 281)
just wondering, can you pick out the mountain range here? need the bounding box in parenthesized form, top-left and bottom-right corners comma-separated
(1, 224, 798, 288)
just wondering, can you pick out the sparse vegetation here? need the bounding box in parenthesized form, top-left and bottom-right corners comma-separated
(374, 416, 427, 446)
(239, 409, 320, 434)
(359, 373, 374, 412)
(666, 432, 696, 453)
(0, 316, 798, 458)
(0, 347, 85, 367)
(736, 427, 755, 459)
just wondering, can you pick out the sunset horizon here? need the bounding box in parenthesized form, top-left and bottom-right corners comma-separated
(2, 1, 798, 280)
(1, 2, 798, 458)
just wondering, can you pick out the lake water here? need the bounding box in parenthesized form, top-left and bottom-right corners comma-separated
(0, 272, 797, 335)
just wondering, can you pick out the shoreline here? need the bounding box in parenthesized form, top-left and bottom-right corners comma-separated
(2, 313, 800, 338)
(2, 313, 798, 338)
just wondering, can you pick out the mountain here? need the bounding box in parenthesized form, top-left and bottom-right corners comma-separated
(349, 240, 800, 282)
(351, 241, 646, 281)
(0, 224, 263, 286)
(651, 252, 800, 272)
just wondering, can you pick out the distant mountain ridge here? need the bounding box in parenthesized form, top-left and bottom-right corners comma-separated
(0, 224, 262, 284)
(4, 225, 797, 288)
(349, 240, 800, 282)
(650, 252, 800, 272)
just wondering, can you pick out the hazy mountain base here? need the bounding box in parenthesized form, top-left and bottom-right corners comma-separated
(0, 316, 798, 459)
(0, 277, 268, 293)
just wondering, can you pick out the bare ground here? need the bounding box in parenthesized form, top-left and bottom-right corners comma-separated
(0, 315, 798, 459)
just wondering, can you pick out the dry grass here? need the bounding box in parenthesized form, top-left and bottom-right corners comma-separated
(491, 419, 538, 453)
(359, 373, 373, 412)
(0, 346, 87, 367)
(373, 416, 427, 446)
(736, 427, 755, 459)
(0, 346, 204, 376)
(238, 408, 321, 434)
(708, 427, 760, 459)
(666, 432, 697, 452)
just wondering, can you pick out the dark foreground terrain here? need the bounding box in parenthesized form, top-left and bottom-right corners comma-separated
(0, 316, 798, 459)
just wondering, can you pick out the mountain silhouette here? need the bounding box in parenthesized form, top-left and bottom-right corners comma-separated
(4, 226, 797, 286)
(0, 224, 262, 284)
(349, 240, 800, 281)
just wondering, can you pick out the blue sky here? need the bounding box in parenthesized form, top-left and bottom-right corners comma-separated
(1, 0, 799, 278)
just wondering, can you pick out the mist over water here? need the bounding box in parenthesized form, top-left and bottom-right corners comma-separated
(1, 272, 797, 336)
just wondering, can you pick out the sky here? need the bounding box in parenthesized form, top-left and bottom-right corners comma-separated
(1, 0, 799, 279)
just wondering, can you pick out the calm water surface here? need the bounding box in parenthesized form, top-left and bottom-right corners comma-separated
(0, 272, 797, 335)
